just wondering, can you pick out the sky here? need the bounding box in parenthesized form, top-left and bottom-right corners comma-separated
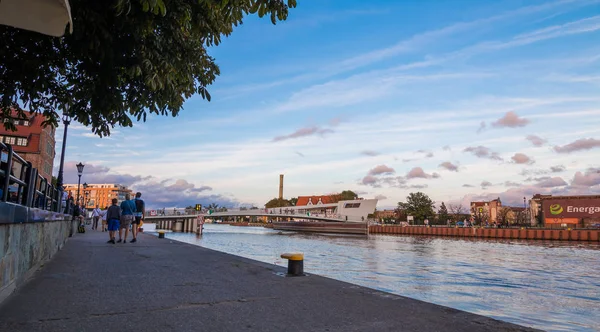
(55, 0, 600, 209)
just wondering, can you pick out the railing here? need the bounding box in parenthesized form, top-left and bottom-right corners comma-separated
(0, 142, 67, 213)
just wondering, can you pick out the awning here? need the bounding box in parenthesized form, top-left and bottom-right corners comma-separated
(0, 0, 73, 37)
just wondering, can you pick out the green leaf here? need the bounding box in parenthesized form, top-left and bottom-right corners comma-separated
(0, 0, 295, 137)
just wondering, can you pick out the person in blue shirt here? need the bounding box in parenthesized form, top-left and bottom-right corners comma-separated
(118, 193, 136, 243)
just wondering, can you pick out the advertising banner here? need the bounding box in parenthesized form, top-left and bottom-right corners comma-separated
(543, 198, 600, 220)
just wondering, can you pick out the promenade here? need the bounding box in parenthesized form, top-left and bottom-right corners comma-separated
(0, 231, 538, 332)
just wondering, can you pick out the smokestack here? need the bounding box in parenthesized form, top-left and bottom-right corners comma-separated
(279, 174, 284, 199)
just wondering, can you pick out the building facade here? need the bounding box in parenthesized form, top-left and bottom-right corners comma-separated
(0, 110, 56, 180)
(532, 194, 600, 228)
(470, 198, 502, 223)
(63, 183, 132, 210)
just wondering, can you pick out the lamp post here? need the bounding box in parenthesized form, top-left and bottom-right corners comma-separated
(76, 162, 85, 205)
(83, 182, 88, 210)
(55, 107, 71, 211)
(523, 197, 527, 225)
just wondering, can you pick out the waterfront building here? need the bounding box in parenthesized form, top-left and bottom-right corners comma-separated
(470, 198, 502, 223)
(295, 195, 334, 206)
(63, 183, 132, 210)
(0, 109, 56, 181)
(529, 194, 551, 226)
(267, 198, 378, 222)
(531, 194, 600, 228)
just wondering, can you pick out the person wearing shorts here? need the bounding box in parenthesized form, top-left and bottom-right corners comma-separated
(118, 193, 136, 243)
(101, 206, 108, 231)
(131, 192, 145, 243)
(105, 198, 121, 244)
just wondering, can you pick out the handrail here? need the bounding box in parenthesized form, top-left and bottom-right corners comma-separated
(0, 141, 67, 213)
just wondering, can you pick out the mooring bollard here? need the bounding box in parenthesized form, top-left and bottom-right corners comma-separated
(280, 252, 304, 276)
(158, 230, 165, 239)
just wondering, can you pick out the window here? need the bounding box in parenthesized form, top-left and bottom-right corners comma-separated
(44, 162, 52, 175)
(4, 136, 15, 145)
(344, 203, 361, 208)
(16, 137, 27, 146)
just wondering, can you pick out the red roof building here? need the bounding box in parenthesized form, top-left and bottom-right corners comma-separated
(295, 195, 334, 206)
(0, 110, 56, 181)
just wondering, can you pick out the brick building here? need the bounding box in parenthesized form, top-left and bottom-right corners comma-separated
(470, 198, 502, 223)
(531, 194, 600, 228)
(63, 183, 132, 210)
(0, 110, 56, 180)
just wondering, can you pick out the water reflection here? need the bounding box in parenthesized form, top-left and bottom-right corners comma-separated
(149, 224, 600, 332)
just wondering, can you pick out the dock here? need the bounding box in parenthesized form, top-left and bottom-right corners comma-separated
(0, 230, 538, 331)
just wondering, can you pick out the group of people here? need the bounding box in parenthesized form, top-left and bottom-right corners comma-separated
(103, 192, 145, 244)
(85, 192, 145, 244)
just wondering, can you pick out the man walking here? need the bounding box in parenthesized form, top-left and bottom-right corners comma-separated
(131, 192, 145, 243)
(118, 193, 136, 243)
(92, 206, 101, 230)
(106, 198, 121, 244)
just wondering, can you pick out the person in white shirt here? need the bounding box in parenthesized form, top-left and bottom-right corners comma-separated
(101, 206, 108, 232)
(91, 206, 102, 230)
(61, 189, 68, 213)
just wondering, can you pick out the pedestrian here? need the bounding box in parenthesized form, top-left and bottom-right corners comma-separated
(91, 205, 101, 230)
(61, 188, 68, 212)
(101, 206, 108, 232)
(66, 191, 74, 213)
(118, 193, 136, 243)
(106, 198, 121, 244)
(131, 192, 145, 243)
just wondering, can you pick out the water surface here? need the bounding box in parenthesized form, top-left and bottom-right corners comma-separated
(149, 224, 600, 331)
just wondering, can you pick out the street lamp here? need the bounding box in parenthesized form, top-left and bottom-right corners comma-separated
(83, 182, 88, 208)
(55, 107, 71, 211)
(524, 196, 529, 226)
(76, 162, 84, 204)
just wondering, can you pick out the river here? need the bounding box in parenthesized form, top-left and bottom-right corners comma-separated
(147, 224, 600, 331)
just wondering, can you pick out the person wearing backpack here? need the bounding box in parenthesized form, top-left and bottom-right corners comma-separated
(131, 192, 145, 243)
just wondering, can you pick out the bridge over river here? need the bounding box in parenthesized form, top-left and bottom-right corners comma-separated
(207, 208, 355, 223)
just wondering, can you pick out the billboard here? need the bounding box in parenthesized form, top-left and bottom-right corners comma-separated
(543, 198, 600, 219)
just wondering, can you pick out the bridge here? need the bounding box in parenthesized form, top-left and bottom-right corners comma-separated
(207, 209, 352, 223)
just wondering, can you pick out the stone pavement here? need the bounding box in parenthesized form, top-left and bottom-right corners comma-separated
(0, 229, 539, 332)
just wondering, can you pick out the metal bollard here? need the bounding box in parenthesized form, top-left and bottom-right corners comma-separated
(158, 230, 165, 239)
(280, 252, 304, 276)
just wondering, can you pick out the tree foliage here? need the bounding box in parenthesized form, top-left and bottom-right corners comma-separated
(398, 192, 435, 223)
(448, 203, 467, 222)
(288, 197, 298, 206)
(498, 207, 513, 225)
(437, 202, 449, 224)
(472, 206, 489, 225)
(265, 197, 290, 208)
(0, 0, 296, 136)
(328, 190, 358, 203)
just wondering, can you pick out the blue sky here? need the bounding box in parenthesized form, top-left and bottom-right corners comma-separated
(56, 0, 600, 209)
